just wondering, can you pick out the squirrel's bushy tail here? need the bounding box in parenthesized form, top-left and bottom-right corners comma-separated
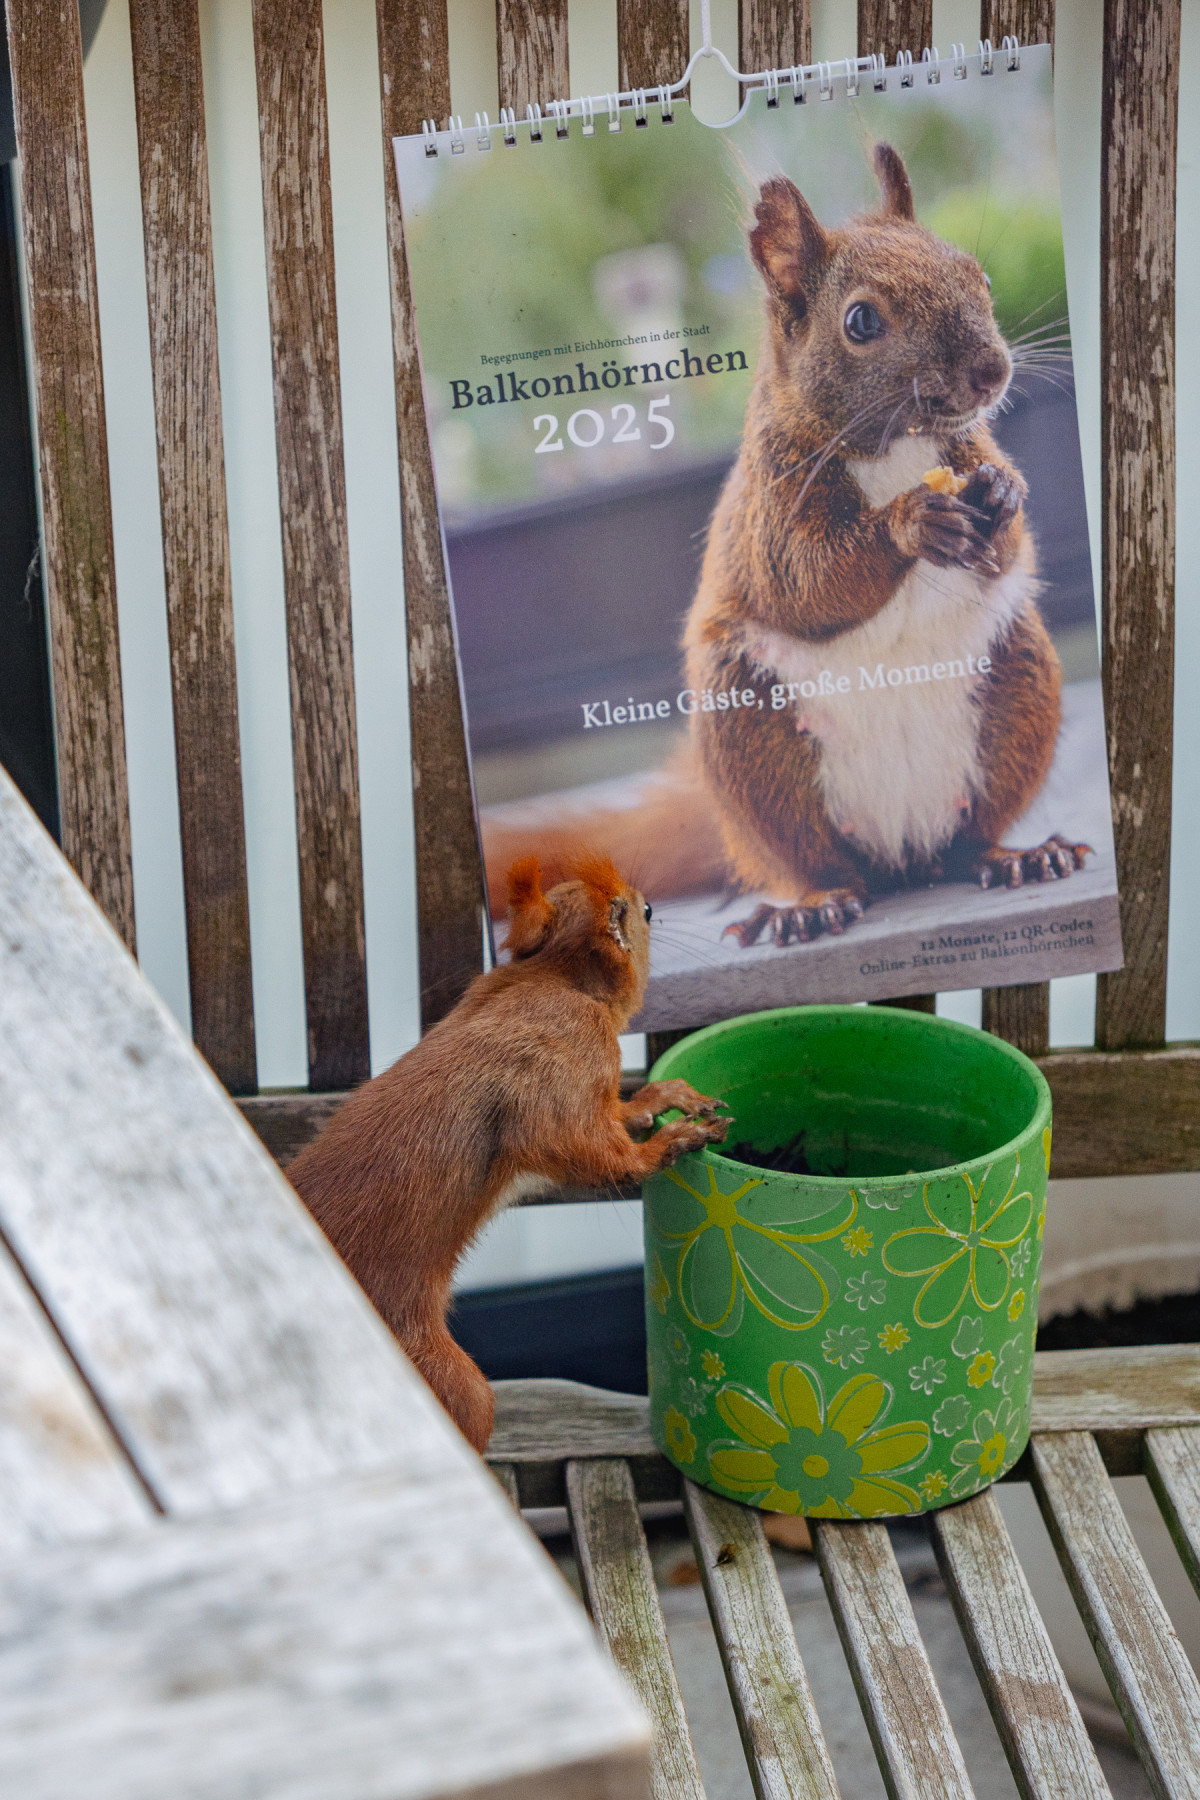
(481, 745, 728, 917)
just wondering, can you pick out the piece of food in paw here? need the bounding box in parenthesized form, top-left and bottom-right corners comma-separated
(923, 465, 968, 496)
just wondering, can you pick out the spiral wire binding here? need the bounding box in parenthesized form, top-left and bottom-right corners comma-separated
(419, 21, 1027, 154)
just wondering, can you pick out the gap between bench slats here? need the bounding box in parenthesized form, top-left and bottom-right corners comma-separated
(930, 1486, 1111, 1800)
(1032, 1430, 1200, 1800)
(127, 0, 257, 1096)
(250, 0, 370, 1090)
(567, 1457, 707, 1800)
(813, 1516, 977, 1800)
(683, 1477, 841, 1800)
(3, 0, 136, 955)
(376, 0, 485, 1030)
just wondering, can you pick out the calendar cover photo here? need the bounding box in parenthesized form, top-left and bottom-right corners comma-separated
(394, 45, 1122, 1029)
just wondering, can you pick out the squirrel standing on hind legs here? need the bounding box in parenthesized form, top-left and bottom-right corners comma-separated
(287, 855, 726, 1453)
(481, 143, 1091, 944)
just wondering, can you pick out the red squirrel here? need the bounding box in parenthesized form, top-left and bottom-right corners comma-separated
(287, 855, 726, 1451)
(481, 144, 1090, 946)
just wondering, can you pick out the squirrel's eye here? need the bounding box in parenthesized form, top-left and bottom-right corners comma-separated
(844, 301, 885, 344)
(644, 902, 653, 922)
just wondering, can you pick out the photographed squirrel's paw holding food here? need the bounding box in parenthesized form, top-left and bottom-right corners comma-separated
(723, 890, 865, 950)
(888, 485, 997, 573)
(976, 834, 1094, 890)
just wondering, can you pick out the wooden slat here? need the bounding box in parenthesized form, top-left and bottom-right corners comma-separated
(0, 763, 481, 1513)
(856, 0, 931, 63)
(127, 0, 256, 1095)
(739, 0, 810, 72)
(1039, 1047, 1200, 1178)
(491, 1460, 522, 1510)
(567, 1458, 706, 1800)
(814, 1518, 975, 1800)
(617, 0, 689, 92)
(1143, 1427, 1200, 1599)
(0, 1239, 150, 1551)
(4, 0, 135, 952)
(0, 1464, 650, 1800)
(496, 0, 568, 114)
(1093, 0, 1180, 1051)
(376, 0, 485, 1030)
(492, 1379, 676, 1508)
(1032, 1430, 1200, 1798)
(930, 1487, 1111, 1800)
(246, 1045, 1200, 1187)
(980, 2, 1055, 48)
(250, 0, 369, 1089)
(682, 1479, 841, 1800)
(982, 987, 1049, 1060)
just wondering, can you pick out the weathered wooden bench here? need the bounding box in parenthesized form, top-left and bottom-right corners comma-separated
(3, 0, 1194, 1795)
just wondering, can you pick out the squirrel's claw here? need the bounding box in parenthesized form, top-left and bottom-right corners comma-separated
(723, 891, 865, 950)
(976, 836, 1093, 891)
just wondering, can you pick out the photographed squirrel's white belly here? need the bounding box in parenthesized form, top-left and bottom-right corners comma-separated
(742, 440, 1035, 869)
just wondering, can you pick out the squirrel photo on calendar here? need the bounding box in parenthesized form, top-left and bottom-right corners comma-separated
(394, 40, 1122, 1031)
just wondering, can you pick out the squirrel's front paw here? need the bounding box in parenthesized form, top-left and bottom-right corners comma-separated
(629, 1079, 723, 1122)
(958, 462, 1026, 542)
(890, 487, 996, 573)
(656, 1114, 729, 1166)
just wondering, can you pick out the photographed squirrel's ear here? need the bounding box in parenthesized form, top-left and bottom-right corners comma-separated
(505, 856, 555, 957)
(750, 176, 827, 311)
(873, 143, 915, 221)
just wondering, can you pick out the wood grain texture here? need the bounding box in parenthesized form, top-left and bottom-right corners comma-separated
(857, 0, 932, 62)
(0, 1464, 651, 1800)
(377, 0, 486, 1029)
(739, 0, 811, 72)
(682, 1480, 840, 1800)
(618, 0, 689, 91)
(980, 1, 1054, 46)
(242, 1046, 1200, 1189)
(1032, 1430, 1200, 1799)
(567, 1458, 706, 1800)
(251, 0, 369, 1089)
(4, 0, 135, 952)
(1143, 1427, 1200, 1600)
(813, 1518, 976, 1800)
(491, 1379, 677, 1508)
(497, 0, 568, 113)
(982, 986, 1049, 1059)
(930, 1487, 1111, 1800)
(0, 1240, 150, 1551)
(127, 0, 256, 1095)
(0, 765, 490, 1513)
(1093, 0, 1180, 1052)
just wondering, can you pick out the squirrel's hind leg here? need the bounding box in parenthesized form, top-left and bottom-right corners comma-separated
(722, 888, 865, 949)
(407, 1326, 495, 1453)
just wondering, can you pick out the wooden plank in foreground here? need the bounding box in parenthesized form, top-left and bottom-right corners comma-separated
(1032, 1431, 1200, 1799)
(568, 1457, 706, 1800)
(0, 1465, 650, 1800)
(931, 1487, 1111, 1800)
(683, 1479, 840, 1800)
(814, 1518, 976, 1800)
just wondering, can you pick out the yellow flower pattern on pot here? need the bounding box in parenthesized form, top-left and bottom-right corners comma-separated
(950, 1396, 1023, 1495)
(707, 1361, 929, 1517)
(882, 1161, 1034, 1329)
(663, 1407, 697, 1464)
(654, 1163, 855, 1336)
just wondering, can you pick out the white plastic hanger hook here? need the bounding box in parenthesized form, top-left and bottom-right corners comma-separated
(699, 0, 714, 56)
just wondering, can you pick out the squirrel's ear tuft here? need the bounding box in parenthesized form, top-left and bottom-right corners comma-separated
(750, 176, 827, 308)
(570, 851, 624, 905)
(505, 856, 555, 957)
(873, 143, 915, 221)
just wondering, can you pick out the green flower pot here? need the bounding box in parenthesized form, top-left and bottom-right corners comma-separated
(644, 1005, 1051, 1517)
